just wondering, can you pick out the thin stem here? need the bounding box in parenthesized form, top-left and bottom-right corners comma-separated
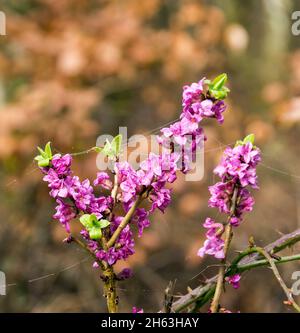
(102, 265, 118, 313)
(174, 283, 215, 313)
(72, 236, 106, 270)
(210, 224, 232, 313)
(210, 186, 238, 313)
(172, 252, 300, 312)
(171, 227, 300, 312)
(72, 235, 119, 313)
(107, 195, 143, 248)
(237, 253, 300, 272)
(254, 247, 300, 313)
(111, 171, 119, 206)
(163, 281, 176, 313)
(239, 228, 300, 266)
(226, 247, 259, 276)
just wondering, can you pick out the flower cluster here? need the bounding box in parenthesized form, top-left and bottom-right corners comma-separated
(197, 218, 225, 259)
(158, 77, 227, 173)
(41, 156, 125, 264)
(198, 137, 261, 262)
(182, 79, 226, 124)
(38, 74, 229, 269)
(95, 216, 135, 265)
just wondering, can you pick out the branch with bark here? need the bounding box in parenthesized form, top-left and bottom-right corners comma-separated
(171, 228, 300, 313)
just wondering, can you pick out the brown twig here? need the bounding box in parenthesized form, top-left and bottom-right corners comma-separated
(111, 169, 119, 206)
(164, 280, 176, 313)
(210, 186, 238, 313)
(171, 228, 300, 313)
(254, 246, 300, 313)
(107, 194, 143, 248)
(210, 224, 232, 313)
(72, 236, 108, 270)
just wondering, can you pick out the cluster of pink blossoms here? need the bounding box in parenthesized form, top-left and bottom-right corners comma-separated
(158, 78, 227, 172)
(198, 138, 261, 263)
(39, 75, 229, 269)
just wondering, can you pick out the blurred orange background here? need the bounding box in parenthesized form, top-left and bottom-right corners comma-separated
(0, 0, 300, 312)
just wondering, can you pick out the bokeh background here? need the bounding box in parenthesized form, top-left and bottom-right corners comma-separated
(0, 0, 300, 313)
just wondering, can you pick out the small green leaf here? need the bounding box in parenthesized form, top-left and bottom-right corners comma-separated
(101, 135, 122, 159)
(79, 214, 106, 240)
(34, 155, 43, 161)
(35, 142, 53, 167)
(111, 134, 122, 156)
(243, 134, 255, 145)
(99, 219, 110, 229)
(209, 88, 229, 100)
(234, 140, 243, 147)
(102, 139, 113, 157)
(208, 73, 230, 100)
(37, 146, 46, 157)
(89, 227, 102, 240)
(235, 134, 256, 147)
(79, 214, 93, 228)
(44, 142, 52, 159)
(211, 73, 228, 90)
(37, 157, 50, 167)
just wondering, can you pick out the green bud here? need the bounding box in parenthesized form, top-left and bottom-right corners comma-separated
(79, 214, 110, 240)
(35, 142, 52, 167)
(207, 73, 230, 100)
(243, 133, 255, 145)
(101, 134, 122, 159)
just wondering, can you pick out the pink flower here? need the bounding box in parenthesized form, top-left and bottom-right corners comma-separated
(133, 208, 150, 237)
(132, 307, 144, 313)
(226, 274, 241, 289)
(199, 138, 260, 260)
(51, 154, 72, 176)
(198, 236, 225, 259)
(93, 172, 112, 190)
(53, 198, 76, 232)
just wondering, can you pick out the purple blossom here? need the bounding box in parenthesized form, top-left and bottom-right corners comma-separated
(133, 208, 150, 237)
(197, 218, 225, 259)
(182, 79, 227, 124)
(229, 216, 240, 227)
(89, 196, 112, 219)
(214, 143, 261, 189)
(182, 79, 205, 123)
(96, 216, 135, 265)
(132, 307, 144, 313)
(93, 172, 112, 190)
(226, 274, 241, 289)
(51, 154, 72, 176)
(149, 188, 172, 213)
(208, 181, 233, 214)
(92, 262, 99, 269)
(139, 152, 179, 185)
(53, 198, 76, 232)
(197, 236, 225, 259)
(43, 169, 70, 198)
(202, 217, 224, 238)
(211, 100, 227, 124)
(115, 162, 140, 203)
(198, 139, 261, 262)
(160, 118, 198, 146)
(69, 177, 94, 211)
